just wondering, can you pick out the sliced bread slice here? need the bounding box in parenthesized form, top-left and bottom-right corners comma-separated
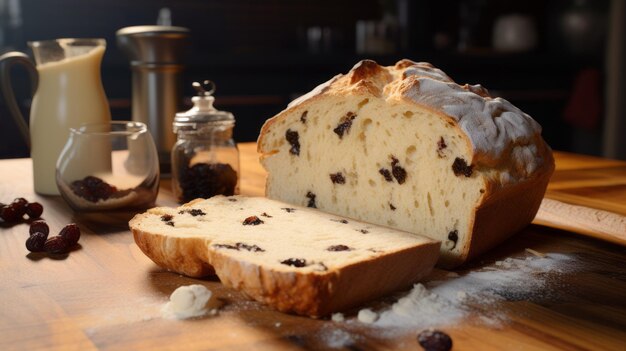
(130, 195, 439, 317)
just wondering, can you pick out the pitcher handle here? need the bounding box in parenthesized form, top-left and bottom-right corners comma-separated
(0, 52, 39, 148)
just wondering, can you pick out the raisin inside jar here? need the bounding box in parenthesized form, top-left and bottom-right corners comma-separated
(177, 161, 238, 203)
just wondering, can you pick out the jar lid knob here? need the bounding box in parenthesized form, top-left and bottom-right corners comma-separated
(192, 80, 216, 96)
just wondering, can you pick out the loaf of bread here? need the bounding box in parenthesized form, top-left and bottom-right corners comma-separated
(130, 195, 439, 317)
(258, 59, 555, 267)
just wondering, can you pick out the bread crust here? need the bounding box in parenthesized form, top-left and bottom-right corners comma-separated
(209, 241, 439, 317)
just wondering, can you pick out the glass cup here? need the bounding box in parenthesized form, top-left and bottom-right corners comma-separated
(56, 121, 159, 212)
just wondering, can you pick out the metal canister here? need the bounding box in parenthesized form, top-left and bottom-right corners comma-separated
(116, 25, 190, 173)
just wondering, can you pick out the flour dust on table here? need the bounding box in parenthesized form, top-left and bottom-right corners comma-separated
(319, 252, 579, 347)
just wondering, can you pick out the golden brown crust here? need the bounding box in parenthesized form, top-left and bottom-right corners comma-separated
(130, 213, 215, 277)
(209, 241, 439, 317)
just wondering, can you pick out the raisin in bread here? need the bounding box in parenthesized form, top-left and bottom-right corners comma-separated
(129, 195, 439, 317)
(257, 59, 554, 268)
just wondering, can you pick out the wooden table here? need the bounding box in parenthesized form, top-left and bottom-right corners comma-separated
(1, 143, 625, 350)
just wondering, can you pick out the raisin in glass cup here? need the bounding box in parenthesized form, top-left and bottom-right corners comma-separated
(56, 121, 159, 211)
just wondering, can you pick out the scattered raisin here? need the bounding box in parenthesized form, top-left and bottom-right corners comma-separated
(281, 258, 307, 268)
(214, 242, 265, 252)
(333, 112, 357, 139)
(29, 220, 49, 236)
(228, 198, 237, 202)
(390, 156, 407, 184)
(44, 236, 69, 255)
(0, 205, 22, 222)
(285, 129, 301, 156)
(417, 329, 452, 351)
(330, 172, 346, 184)
(379, 168, 393, 182)
(300, 111, 308, 124)
(327, 245, 351, 252)
(13, 197, 28, 210)
(452, 157, 473, 177)
(178, 163, 238, 203)
(243, 216, 264, 225)
(25, 202, 43, 218)
(281, 208, 296, 213)
(26, 232, 47, 252)
(437, 137, 447, 158)
(331, 219, 349, 224)
(389, 203, 396, 210)
(59, 223, 81, 246)
(357, 229, 369, 234)
(261, 212, 273, 218)
(306, 191, 317, 208)
(161, 214, 173, 222)
(447, 230, 459, 250)
(179, 209, 206, 216)
(70, 176, 118, 202)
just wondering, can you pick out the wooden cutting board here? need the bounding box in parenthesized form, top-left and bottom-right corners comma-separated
(533, 151, 626, 246)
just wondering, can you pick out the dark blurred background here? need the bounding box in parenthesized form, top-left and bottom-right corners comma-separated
(2, 0, 625, 159)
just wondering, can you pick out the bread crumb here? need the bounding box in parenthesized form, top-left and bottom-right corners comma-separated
(275, 322, 281, 328)
(357, 308, 378, 324)
(331, 313, 345, 322)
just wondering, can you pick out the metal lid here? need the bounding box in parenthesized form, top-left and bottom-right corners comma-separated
(173, 80, 234, 132)
(116, 25, 190, 64)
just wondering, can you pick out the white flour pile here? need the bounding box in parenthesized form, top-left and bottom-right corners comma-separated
(373, 252, 577, 329)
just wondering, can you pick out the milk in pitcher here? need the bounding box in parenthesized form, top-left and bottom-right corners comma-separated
(29, 40, 111, 195)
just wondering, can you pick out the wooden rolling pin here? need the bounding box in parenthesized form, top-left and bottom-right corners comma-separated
(533, 198, 626, 247)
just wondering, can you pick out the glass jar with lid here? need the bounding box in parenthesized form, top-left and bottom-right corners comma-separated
(171, 80, 239, 203)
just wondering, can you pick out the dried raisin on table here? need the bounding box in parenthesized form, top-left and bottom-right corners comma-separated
(59, 223, 81, 246)
(26, 232, 47, 252)
(29, 220, 49, 236)
(417, 329, 452, 351)
(44, 236, 69, 255)
(25, 202, 43, 218)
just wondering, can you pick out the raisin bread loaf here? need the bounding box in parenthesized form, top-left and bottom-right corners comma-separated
(129, 195, 439, 317)
(258, 59, 554, 267)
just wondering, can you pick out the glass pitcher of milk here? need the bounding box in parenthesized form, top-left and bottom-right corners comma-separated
(0, 38, 111, 195)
